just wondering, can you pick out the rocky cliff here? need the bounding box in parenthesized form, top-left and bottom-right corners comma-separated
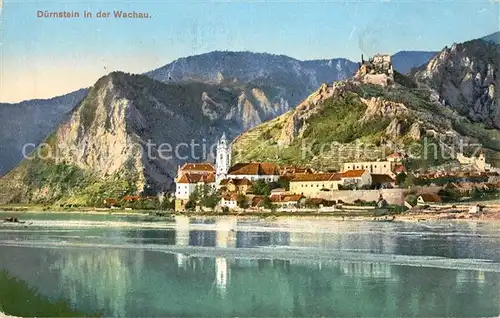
(0, 72, 300, 204)
(412, 39, 499, 128)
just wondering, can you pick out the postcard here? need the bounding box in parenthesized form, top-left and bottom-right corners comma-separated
(0, 0, 499, 317)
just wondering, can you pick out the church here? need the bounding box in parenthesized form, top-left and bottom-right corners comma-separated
(174, 133, 280, 210)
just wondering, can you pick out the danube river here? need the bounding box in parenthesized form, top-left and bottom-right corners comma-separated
(0, 212, 499, 317)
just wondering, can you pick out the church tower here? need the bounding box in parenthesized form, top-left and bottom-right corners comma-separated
(216, 133, 231, 184)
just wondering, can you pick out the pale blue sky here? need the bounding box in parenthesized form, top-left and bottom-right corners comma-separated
(1, 0, 498, 102)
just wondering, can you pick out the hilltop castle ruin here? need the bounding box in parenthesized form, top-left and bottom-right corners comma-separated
(355, 54, 394, 87)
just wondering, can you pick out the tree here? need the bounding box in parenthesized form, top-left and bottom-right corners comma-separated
(395, 172, 407, 186)
(252, 180, 271, 196)
(237, 193, 249, 209)
(201, 194, 220, 209)
(260, 196, 277, 211)
(270, 178, 290, 191)
(185, 199, 196, 211)
(161, 197, 174, 210)
(404, 172, 415, 188)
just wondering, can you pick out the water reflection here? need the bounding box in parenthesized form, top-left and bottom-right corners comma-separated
(50, 249, 136, 317)
(0, 216, 500, 316)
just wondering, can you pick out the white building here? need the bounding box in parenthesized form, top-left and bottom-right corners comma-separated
(220, 193, 238, 209)
(343, 161, 393, 175)
(341, 169, 372, 188)
(175, 173, 216, 200)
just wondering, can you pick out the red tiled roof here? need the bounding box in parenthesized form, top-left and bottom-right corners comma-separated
(219, 178, 253, 186)
(291, 173, 341, 182)
(251, 195, 265, 207)
(371, 174, 395, 184)
(394, 164, 406, 173)
(270, 194, 303, 203)
(123, 195, 140, 202)
(180, 163, 215, 172)
(387, 152, 403, 158)
(222, 193, 239, 201)
(419, 193, 442, 203)
(103, 198, 118, 205)
(177, 173, 215, 184)
(341, 170, 366, 178)
(228, 162, 279, 176)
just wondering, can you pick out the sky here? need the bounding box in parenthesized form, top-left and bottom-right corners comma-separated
(0, 0, 499, 103)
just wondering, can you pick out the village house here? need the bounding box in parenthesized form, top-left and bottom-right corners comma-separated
(249, 195, 266, 209)
(219, 178, 253, 195)
(370, 174, 396, 189)
(417, 193, 442, 205)
(270, 188, 287, 196)
(175, 173, 216, 200)
(341, 169, 372, 188)
(289, 173, 342, 196)
(270, 194, 304, 209)
(174, 173, 216, 211)
(220, 193, 239, 209)
(279, 165, 314, 181)
(103, 198, 118, 207)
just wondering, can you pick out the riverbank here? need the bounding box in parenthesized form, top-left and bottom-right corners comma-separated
(1, 204, 500, 222)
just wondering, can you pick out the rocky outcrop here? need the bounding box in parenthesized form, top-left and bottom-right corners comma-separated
(408, 122, 422, 141)
(413, 40, 500, 128)
(360, 97, 408, 122)
(277, 81, 354, 145)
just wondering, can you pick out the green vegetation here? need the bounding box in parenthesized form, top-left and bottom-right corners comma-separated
(259, 196, 277, 211)
(237, 193, 249, 209)
(184, 185, 221, 211)
(438, 187, 500, 202)
(252, 180, 272, 196)
(0, 270, 94, 317)
(302, 92, 390, 145)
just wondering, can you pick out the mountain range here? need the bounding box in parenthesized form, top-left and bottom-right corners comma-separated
(233, 37, 499, 171)
(0, 32, 499, 205)
(0, 50, 436, 176)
